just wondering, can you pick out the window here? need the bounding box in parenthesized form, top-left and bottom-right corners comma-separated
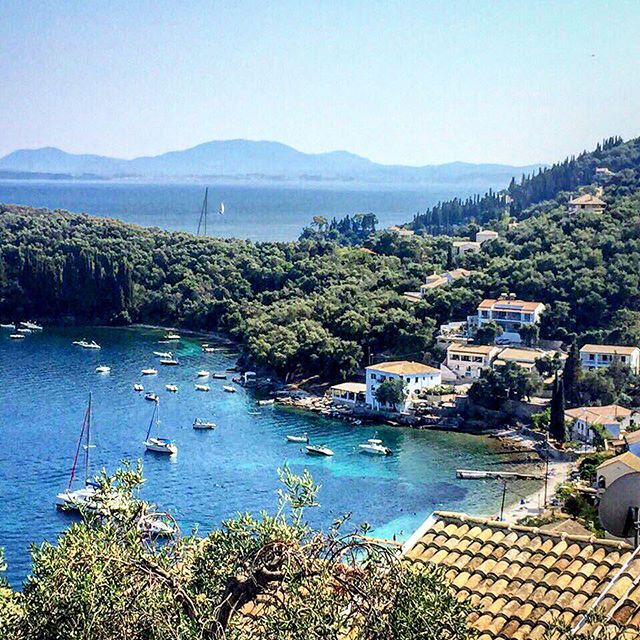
(451, 354, 460, 361)
(589, 354, 595, 361)
(371, 374, 377, 380)
(598, 476, 606, 489)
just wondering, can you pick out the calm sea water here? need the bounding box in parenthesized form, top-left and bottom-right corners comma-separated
(0, 180, 474, 241)
(0, 326, 538, 586)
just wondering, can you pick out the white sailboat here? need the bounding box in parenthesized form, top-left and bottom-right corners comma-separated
(219, 202, 225, 215)
(55, 394, 99, 511)
(143, 401, 177, 455)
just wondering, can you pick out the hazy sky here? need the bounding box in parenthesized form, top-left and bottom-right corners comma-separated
(1, 0, 639, 165)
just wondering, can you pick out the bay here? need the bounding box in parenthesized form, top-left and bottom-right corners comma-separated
(0, 326, 538, 586)
(0, 180, 476, 241)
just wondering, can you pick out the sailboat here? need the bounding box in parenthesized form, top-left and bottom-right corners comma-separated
(143, 400, 177, 455)
(56, 394, 99, 511)
(219, 202, 225, 216)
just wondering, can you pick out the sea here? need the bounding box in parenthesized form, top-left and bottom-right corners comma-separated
(0, 327, 540, 586)
(0, 179, 480, 241)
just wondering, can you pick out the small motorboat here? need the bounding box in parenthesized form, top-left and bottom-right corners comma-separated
(159, 358, 179, 366)
(9, 333, 25, 339)
(202, 346, 216, 353)
(139, 515, 176, 537)
(0, 323, 16, 330)
(145, 392, 160, 403)
(195, 384, 210, 392)
(154, 351, 173, 358)
(165, 384, 178, 393)
(133, 383, 144, 392)
(211, 373, 227, 379)
(359, 439, 392, 456)
(95, 365, 111, 374)
(197, 370, 210, 377)
(20, 321, 43, 331)
(164, 333, 181, 341)
(193, 418, 216, 430)
(17, 327, 32, 334)
(286, 433, 309, 443)
(305, 444, 334, 457)
(223, 385, 237, 393)
(257, 399, 275, 406)
(141, 368, 158, 375)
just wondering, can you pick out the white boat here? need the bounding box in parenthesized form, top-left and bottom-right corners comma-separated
(143, 401, 177, 455)
(197, 370, 210, 377)
(223, 385, 237, 393)
(9, 333, 25, 339)
(95, 365, 111, 374)
(139, 515, 176, 537)
(145, 392, 159, 402)
(286, 433, 309, 443)
(211, 373, 227, 379)
(133, 383, 144, 392)
(73, 339, 101, 349)
(195, 384, 210, 392)
(160, 359, 179, 366)
(17, 327, 31, 334)
(193, 418, 216, 430)
(141, 368, 158, 375)
(20, 321, 43, 331)
(202, 346, 216, 353)
(359, 439, 392, 456)
(56, 393, 98, 511)
(153, 351, 172, 358)
(257, 399, 275, 406)
(165, 384, 178, 393)
(305, 444, 334, 457)
(164, 333, 181, 341)
(0, 323, 16, 330)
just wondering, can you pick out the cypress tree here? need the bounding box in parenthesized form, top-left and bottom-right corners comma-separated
(563, 341, 581, 407)
(550, 373, 566, 443)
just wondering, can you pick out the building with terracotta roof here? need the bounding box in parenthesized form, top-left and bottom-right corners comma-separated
(492, 346, 564, 372)
(402, 510, 640, 639)
(565, 404, 638, 445)
(365, 360, 441, 411)
(580, 344, 640, 375)
(443, 343, 501, 381)
(476, 296, 546, 334)
(569, 193, 606, 213)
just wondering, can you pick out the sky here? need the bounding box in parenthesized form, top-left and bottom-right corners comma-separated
(1, 0, 639, 166)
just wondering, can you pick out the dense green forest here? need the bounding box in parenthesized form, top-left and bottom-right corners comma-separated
(2, 136, 640, 382)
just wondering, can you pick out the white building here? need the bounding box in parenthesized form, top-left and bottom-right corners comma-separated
(452, 240, 481, 256)
(475, 229, 499, 244)
(596, 451, 640, 493)
(477, 296, 545, 334)
(442, 343, 500, 381)
(330, 382, 367, 406)
(565, 405, 638, 445)
(365, 361, 441, 411)
(579, 344, 640, 375)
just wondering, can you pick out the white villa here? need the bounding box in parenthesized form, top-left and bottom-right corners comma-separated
(365, 361, 441, 411)
(476, 296, 545, 334)
(452, 240, 481, 255)
(442, 343, 500, 381)
(565, 404, 638, 445)
(568, 193, 605, 213)
(579, 344, 640, 375)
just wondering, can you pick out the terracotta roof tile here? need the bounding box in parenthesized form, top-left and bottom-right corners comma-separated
(403, 511, 640, 638)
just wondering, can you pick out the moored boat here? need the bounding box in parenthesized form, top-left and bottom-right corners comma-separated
(358, 438, 392, 456)
(141, 368, 158, 375)
(145, 392, 159, 402)
(20, 321, 43, 331)
(195, 384, 210, 392)
(286, 433, 309, 443)
(257, 399, 275, 406)
(165, 384, 178, 392)
(159, 359, 179, 366)
(164, 333, 180, 341)
(9, 333, 25, 339)
(193, 418, 216, 430)
(17, 328, 31, 334)
(223, 385, 237, 393)
(153, 351, 172, 358)
(1, 323, 16, 330)
(197, 370, 210, 377)
(211, 373, 227, 379)
(133, 383, 144, 392)
(305, 444, 334, 457)
(95, 365, 111, 374)
(143, 401, 177, 455)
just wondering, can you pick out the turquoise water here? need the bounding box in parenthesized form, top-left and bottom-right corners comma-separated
(0, 326, 535, 586)
(0, 180, 473, 241)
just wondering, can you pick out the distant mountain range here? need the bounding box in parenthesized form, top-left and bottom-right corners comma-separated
(0, 140, 543, 186)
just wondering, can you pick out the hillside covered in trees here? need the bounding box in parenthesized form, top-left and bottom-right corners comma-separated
(2, 136, 640, 382)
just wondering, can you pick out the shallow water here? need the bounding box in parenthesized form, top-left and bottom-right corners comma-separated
(0, 326, 537, 585)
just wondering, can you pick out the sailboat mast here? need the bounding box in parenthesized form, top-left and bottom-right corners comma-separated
(84, 392, 92, 486)
(196, 187, 208, 236)
(145, 402, 157, 441)
(68, 396, 90, 491)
